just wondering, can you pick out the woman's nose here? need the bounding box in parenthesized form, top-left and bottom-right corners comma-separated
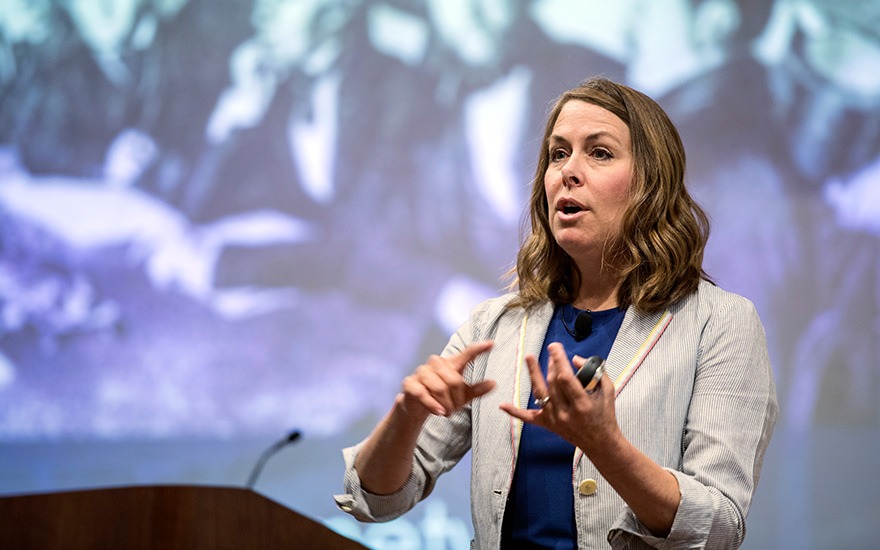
(561, 157, 583, 188)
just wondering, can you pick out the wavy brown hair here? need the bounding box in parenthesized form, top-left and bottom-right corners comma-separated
(507, 77, 711, 313)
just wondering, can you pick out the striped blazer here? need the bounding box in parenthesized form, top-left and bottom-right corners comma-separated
(336, 281, 779, 549)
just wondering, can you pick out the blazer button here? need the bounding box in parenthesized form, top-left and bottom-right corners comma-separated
(578, 478, 598, 496)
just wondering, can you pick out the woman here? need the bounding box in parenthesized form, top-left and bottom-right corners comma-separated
(335, 77, 778, 549)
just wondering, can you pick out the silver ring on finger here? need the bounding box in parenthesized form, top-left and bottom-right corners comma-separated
(534, 395, 551, 408)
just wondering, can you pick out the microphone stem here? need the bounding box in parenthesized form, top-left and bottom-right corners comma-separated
(246, 430, 302, 489)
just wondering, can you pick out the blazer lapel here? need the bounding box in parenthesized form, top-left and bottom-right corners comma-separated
(605, 307, 674, 397)
(516, 302, 555, 409)
(572, 306, 674, 470)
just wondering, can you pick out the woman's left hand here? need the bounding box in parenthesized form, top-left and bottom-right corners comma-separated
(500, 342, 620, 453)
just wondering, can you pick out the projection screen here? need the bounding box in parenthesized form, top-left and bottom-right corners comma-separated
(1, 1, 878, 548)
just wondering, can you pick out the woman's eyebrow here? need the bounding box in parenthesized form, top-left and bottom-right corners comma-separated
(548, 134, 569, 146)
(549, 131, 620, 146)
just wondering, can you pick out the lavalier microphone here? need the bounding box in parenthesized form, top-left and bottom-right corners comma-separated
(573, 311, 592, 340)
(563, 308, 593, 341)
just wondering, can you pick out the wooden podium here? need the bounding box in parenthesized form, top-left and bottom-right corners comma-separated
(0, 485, 368, 549)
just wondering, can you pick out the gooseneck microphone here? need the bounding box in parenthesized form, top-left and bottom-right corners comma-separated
(246, 429, 302, 489)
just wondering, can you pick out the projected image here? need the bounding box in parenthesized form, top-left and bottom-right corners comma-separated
(1, 1, 879, 548)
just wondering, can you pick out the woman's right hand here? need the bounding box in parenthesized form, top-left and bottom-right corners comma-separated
(400, 340, 496, 418)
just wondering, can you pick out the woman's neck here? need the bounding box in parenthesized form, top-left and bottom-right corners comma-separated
(572, 261, 622, 311)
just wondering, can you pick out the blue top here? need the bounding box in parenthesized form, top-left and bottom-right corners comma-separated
(501, 303, 626, 549)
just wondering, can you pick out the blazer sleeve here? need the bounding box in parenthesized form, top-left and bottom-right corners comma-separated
(334, 296, 507, 522)
(610, 290, 779, 549)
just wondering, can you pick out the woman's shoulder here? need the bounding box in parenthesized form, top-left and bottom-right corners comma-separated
(468, 292, 524, 323)
(464, 292, 550, 333)
(695, 279, 757, 308)
(675, 279, 763, 328)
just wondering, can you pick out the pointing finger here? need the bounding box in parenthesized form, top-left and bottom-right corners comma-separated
(524, 354, 547, 400)
(450, 340, 494, 373)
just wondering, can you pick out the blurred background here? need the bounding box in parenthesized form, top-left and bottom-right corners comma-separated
(1, 0, 878, 548)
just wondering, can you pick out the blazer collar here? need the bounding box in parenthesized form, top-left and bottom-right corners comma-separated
(517, 302, 673, 403)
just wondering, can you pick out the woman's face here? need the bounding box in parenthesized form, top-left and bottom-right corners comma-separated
(544, 99, 634, 264)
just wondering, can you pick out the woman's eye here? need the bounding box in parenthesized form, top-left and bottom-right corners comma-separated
(592, 148, 612, 160)
(550, 149, 568, 161)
